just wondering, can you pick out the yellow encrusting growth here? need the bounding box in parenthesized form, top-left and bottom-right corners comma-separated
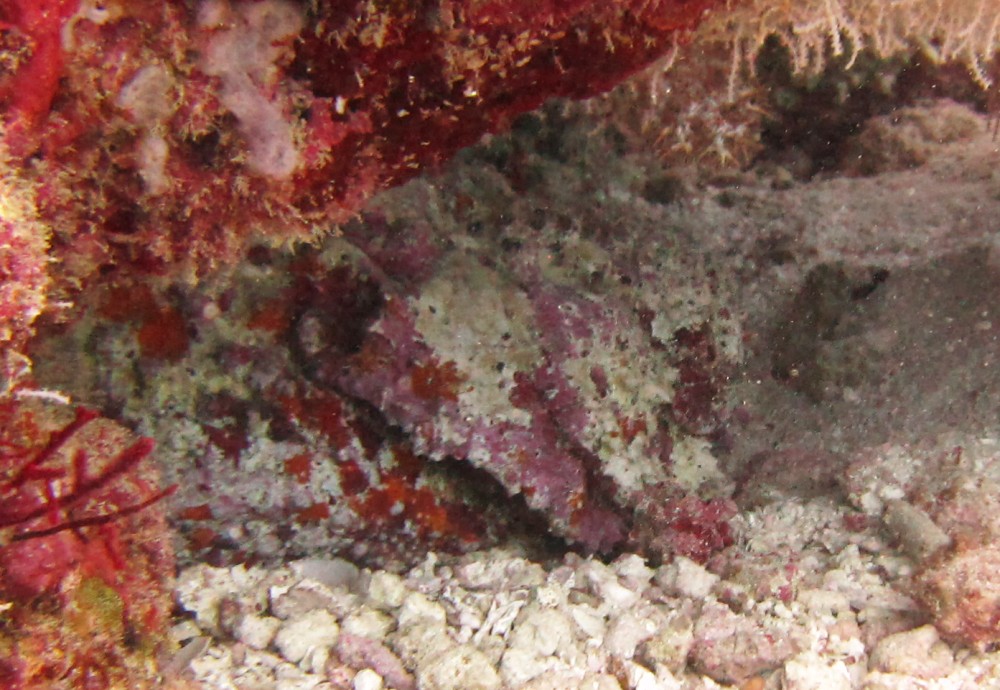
(0, 146, 50, 394)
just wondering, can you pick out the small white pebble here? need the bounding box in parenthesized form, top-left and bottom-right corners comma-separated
(353, 668, 385, 690)
(274, 609, 339, 666)
(397, 591, 447, 628)
(568, 602, 606, 640)
(392, 619, 454, 669)
(782, 651, 852, 690)
(367, 570, 408, 609)
(520, 671, 624, 690)
(292, 557, 361, 591)
(671, 557, 719, 600)
(622, 659, 673, 690)
(612, 554, 654, 590)
(342, 606, 395, 639)
(870, 625, 955, 679)
(169, 619, 204, 643)
(419, 644, 501, 690)
(175, 564, 236, 636)
(271, 579, 358, 620)
(584, 561, 638, 611)
(605, 608, 661, 659)
(236, 614, 282, 650)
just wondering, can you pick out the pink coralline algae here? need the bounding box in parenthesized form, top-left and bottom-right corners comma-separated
(0, 399, 182, 690)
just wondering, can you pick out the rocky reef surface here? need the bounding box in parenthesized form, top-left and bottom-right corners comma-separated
(26, 95, 1000, 688)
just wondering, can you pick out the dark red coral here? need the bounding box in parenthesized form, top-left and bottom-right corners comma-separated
(669, 324, 727, 435)
(0, 405, 175, 554)
(290, 0, 725, 206)
(0, 399, 179, 690)
(632, 488, 737, 564)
